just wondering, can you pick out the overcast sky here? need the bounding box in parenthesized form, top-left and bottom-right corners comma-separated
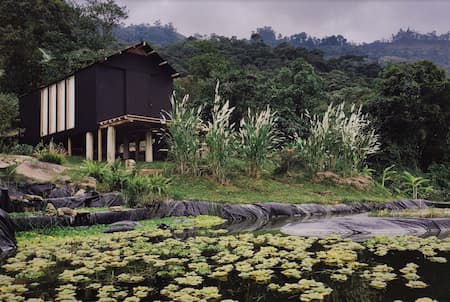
(114, 0, 450, 43)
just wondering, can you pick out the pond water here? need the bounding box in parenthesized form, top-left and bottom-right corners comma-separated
(224, 213, 450, 241)
(1, 214, 449, 302)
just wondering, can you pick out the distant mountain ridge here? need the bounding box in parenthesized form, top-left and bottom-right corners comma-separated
(113, 24, 450, 73)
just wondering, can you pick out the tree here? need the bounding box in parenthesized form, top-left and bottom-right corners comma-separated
(367, 61, 450, 169)
(0, 93, 18, 137)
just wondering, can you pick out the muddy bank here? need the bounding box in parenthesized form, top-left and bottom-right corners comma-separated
(12, 199, 432, 231)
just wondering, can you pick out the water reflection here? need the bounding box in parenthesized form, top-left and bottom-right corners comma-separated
(225, 213, 450, 240)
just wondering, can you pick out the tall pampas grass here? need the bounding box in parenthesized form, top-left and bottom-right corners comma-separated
(296, 102, 380, 176)
(204, 82, 235, 183)
(239, 106, 279, 178)
(162, 93, 203, 175)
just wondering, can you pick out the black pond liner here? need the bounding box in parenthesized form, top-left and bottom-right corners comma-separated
(10, 199, 435, 232)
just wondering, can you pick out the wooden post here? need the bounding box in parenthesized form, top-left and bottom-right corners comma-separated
(107, 126, 116, 163)
(97, 128, 102, 161)
(67, 137, 72, 156)
(135, 138, 140, 161)
(123, 137, 130, 159)
(145, 130, 153, 162)
(86, 132, 94, 160)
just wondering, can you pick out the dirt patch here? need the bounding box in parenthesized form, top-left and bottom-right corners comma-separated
(313, 171, 372, 191)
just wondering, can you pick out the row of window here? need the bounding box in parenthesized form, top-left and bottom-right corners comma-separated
(40, 76, 75, 136)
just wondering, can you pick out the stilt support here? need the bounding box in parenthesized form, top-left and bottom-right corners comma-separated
(107, 126, 116, 163)
(145, 130, 153, 162)
(86, 132, 94, 160)
(67, 137, 72, 156)
(97, 128, 102, 161)
(123, 137, 129, 159)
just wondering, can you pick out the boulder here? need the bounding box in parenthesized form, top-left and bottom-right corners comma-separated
(79, 177, 97, 190)
(16, 160, 66, 182)
(45, 203, 58, 216)
(125, 159, 136, 171)
(0, 209, 16, 256)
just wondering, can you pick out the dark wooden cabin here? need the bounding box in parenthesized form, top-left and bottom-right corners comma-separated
(19, 42, 179, 162)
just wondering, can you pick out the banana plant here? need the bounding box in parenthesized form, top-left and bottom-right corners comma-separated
(400, 171, 433, 199)
(381, 164, 397, 188)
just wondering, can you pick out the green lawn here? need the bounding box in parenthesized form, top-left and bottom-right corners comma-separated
(60, 157, 397, 204)
(168, 175, 395, 204)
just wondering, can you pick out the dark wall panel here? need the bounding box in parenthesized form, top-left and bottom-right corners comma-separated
(126, 70, 172, 118)
(96, 65, 126, 122)
(19, 91, 40, 144)
(76, 67, 97, 133)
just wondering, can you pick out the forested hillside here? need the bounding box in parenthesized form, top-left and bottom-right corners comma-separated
(113, 25, 450, 74)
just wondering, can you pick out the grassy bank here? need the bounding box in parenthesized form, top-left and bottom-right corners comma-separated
(61, 157, 396, 204)
(169, 175, 394, 204)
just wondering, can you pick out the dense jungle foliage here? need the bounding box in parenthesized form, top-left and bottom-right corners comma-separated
(0, 1, 449, 184)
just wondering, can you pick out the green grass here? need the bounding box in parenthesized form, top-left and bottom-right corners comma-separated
(16, 215, 225, 241)
(168, 175, 396, 204)
(370, 208, 450, 218)
(60, 157, 396, 204)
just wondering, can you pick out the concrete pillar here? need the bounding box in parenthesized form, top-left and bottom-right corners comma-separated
(67, 137, 72, 156)
(85, 132, 94, 160)
(123, 137, 130, 159)
(97, 128, 102, 161)
(145, 130, 153, 162)
(107, 126, 116, 163)
(135, 138, 140, 161)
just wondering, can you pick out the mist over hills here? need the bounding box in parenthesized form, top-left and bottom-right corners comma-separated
(114, 24, 450, 73)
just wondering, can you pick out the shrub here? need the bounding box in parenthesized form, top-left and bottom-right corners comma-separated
(398, 171, 433, 199)
(10, 144, 34, 155)
(107, 160, 130, 191)
(204, 82, 235, 183)
(162, 93, 203, 175)
(38, 152, 65, 165)
(123, 174, 171, 207)
(238, 106, 279, 178)
(296, 102, 380, 176)
(80, 160, 111, 183)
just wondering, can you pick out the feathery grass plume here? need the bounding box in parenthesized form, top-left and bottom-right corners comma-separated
(162, 93, 203, 175)
(296, 102, 380, 176)
(239, 105, 279, 178)
(205, 81, 235, 183)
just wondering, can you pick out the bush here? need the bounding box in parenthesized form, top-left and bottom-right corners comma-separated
(123, 174, 171, 207)
(10, 144, 34, 155)
(80, 160, 111, 183)
(38, 152, 65, 165)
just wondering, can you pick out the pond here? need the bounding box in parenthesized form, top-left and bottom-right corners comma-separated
(1, 216, 449, 302)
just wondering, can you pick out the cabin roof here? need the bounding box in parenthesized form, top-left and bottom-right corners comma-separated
(35, 41, 179, 91)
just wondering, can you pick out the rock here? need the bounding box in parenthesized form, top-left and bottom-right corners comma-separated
(57, 207, 76, 217)
(74, 189, 86, 196)
(79, 177, 97, 190)
(16, 160, 66, 182)
(125, 159, 136, 171)
(0, 209, 16, 255)
(45, 203, 57, 216)
(103, 226, 135, 233)
(110, 206, 124, 212)
(22, 194, 44, 202)
(0, 189, 13, 212)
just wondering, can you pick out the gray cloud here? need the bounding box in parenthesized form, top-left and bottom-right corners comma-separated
(116, 0, 450, 42)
